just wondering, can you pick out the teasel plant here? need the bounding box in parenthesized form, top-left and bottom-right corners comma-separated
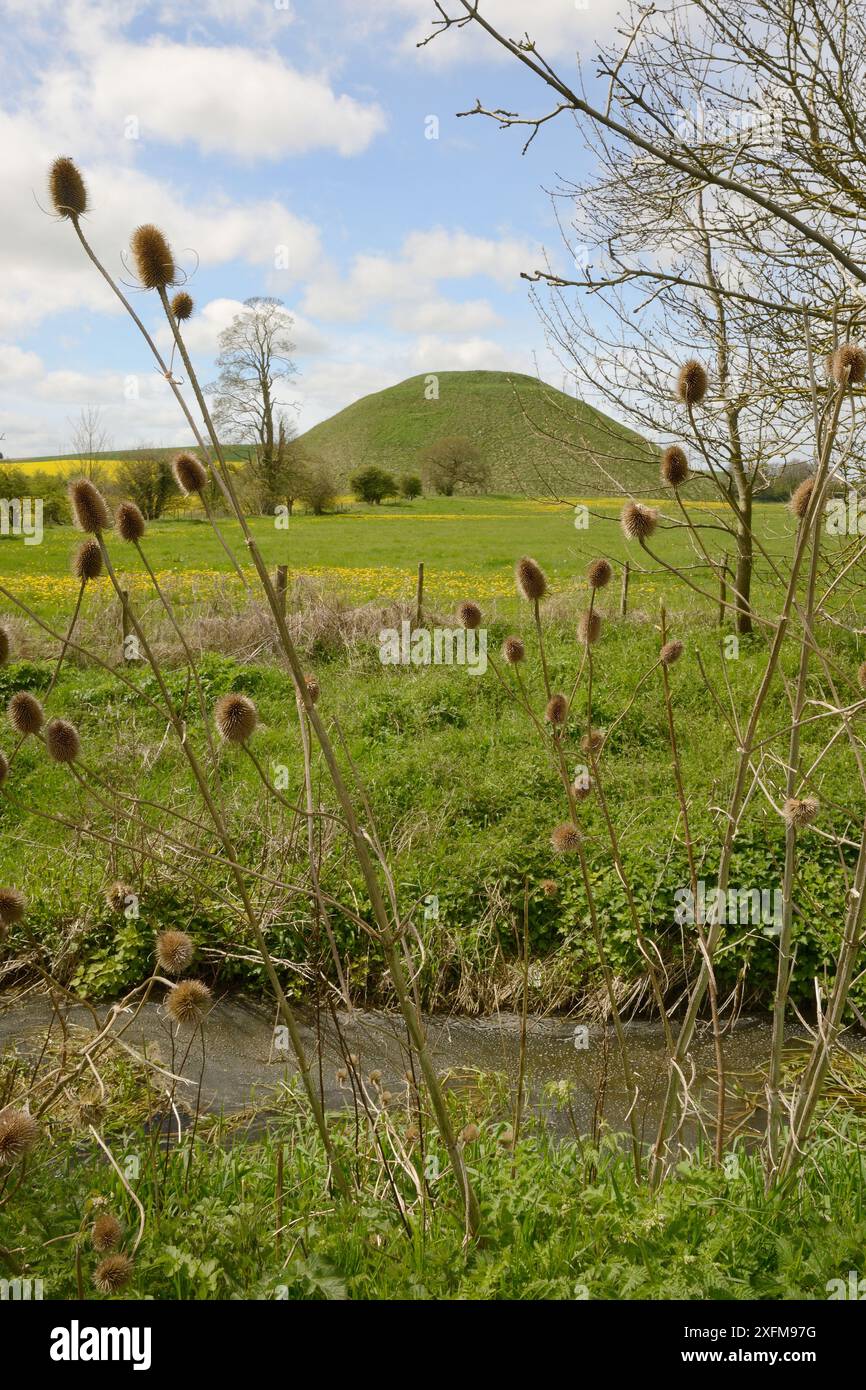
(43, 156, 480, 1235)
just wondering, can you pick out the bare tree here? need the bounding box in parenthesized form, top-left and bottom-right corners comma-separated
(207, 298, 298, 513)
(69, 405, 111, 480)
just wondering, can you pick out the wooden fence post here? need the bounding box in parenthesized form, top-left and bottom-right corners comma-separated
(275, 564, 288, 620)
(415, 562, 424, 629)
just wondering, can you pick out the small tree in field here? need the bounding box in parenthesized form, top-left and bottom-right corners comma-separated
(297, 458, 339, 515)
(400, 473, 422, 499)
(115, 450, 177, 519)
(421, 436, 489, 495)
(350, 465, 398, 505)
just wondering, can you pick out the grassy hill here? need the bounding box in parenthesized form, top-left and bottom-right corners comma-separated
(296, 370, 663, 496)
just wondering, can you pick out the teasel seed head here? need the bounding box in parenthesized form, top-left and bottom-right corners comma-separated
(551, 823, 582, 854)
(858, 660, 866, 692)
(457, 600, 482, 630)
(214, 692, 258, 743)
(501, 636, 525, 664)
(661, 444, 690, 487)
(830, 342, 866, 386)
(49, 155, 87, 219)
(167, 979, 212, 1025)
(660, 639, 684, 667)
(173, 451, 208, 495)
(116, 501, 146, 543)
(540, 878, 559, 897)
(105, 882, 134, 914)
(621, 501, 658, 543)
(130, 223, 176, 289)
(304, 674, 320, 704)
(8, 691, 44, 736)
(93, 1252, 133, 1294)
(515, 555, 547, 602)
(0, 751, 8, 786)
(581, 728, 606, 757)
(45, 717, 81, 763)
(789, 475, 816, 520)
(92, 1213, 123, 1253)
(69, 477, 110, 533)
(572, 776, 593, 801)
(170, 291, 194, 321)
(578, 610, 602, 645)
(545, 693, 569, 725)
(460, 1123, 479, 1144)
(156, 929, 195, 976)
(0, 888, 25, 925)
(0, 626, 9, 665)
(676, 359, 708, 406)
(0, 1107, 38, 1165)
(73, 539, 103, 582)
(782, 796, 819, 829)
(587, 558, 612, 589)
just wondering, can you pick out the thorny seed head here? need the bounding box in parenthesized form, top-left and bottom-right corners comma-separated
(304, 674, 320, 704)
(8, 691, 44, 736)
(156, 930, 195, 976)
(581, 729, 606, 757)
(460, 1123, 479, 1144)
(166, 979, 212, 1026)
(457, 600, 482, 630)
(660, 639, 684, 667)
(45, 718, 81, 763)
(578, 610, 602, 645)
(551, 823, 582, 854)
(0, 626, 10, 665)
(789, 476, 816, 520)
(783, 796, 819, 829)
(515, 555, 547, 602)
(0, 888, 25, 926)
(116, 501, 146, 543)
(587, 558, 612, 589)
(105, 882, 134, 914)
(172, 452, 208, 495)
(830, 342, 866, 387)
(170, 291, 194, 321)
(501, 635, 525, 664)
(49, 156, 87, 218)
(69, 478, 110, 534)
(93, 1253, 133, 1294)
(676, 359, 708, 406)
(621, 501, 658, 542)
(0, 1107, 38, 1165)
(661, 444, 690, 487)
(214, 692, 258, 743)
(545, 693, 569, 725)
(540, 878, 559, 896)
(92, 1213, 123, 1253)
(572, 777, 593, 801)
(130, 224, 176, 289)
(73, 539, 103, 582)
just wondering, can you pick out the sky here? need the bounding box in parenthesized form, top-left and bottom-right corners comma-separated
(0, 0, 627, 458)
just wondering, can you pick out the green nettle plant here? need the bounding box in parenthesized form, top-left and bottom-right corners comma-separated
(0, 156, 481, 1242)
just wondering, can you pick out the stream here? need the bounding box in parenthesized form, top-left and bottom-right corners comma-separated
(3, 993, 865, 1141)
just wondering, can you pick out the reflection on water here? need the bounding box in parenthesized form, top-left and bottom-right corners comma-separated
(2, 994, 864, 1140)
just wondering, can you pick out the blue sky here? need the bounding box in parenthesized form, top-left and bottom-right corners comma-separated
(0, 0, 623, 457)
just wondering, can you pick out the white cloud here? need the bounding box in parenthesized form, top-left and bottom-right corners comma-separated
(355, 0, 625, 63)
(391, 297, 500, 333)
(38, 37, 386, 161)
(302, 227, 538, 321)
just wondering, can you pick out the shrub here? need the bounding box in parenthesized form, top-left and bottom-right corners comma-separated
(400, 473, 422, 499)
(350, 465, 399, 505)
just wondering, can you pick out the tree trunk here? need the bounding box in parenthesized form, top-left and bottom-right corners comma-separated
(733, 483, 753, 635)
